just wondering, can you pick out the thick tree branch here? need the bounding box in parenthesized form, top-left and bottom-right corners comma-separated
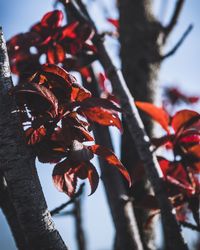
(63, 1, 189, 249)
(160, 24, 193, 60)
(163, 0, 185, 43)
(0, 27, 68, 250)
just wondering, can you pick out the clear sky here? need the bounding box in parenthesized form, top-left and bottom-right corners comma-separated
(0, 1, 199, 250)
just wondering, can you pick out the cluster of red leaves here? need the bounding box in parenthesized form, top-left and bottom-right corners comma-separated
(13, 64, 130, 197)
(164, 87, 199, 106)
(136, 101, 200, 226)
(7, 10, 97, 80)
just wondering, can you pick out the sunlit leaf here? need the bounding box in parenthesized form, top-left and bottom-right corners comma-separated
(89, 144, 131, 186)
(171, 110, 200, 133)
(79, 106, 122, 131)
(135, 101, 170, 133)
(41, 10, 63, 29)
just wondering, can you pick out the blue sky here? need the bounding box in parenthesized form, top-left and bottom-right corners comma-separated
(0, 1, 199, 249)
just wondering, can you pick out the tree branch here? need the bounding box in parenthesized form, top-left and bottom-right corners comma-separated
(63, 1, 189, 249)
(50, 183, 85, 216)
(74, 199, 86, 250)
(160, 24, 193, 60)
(82, 68, 144, 250)
(179, 220, 200, 232)
(0, 27, 68, 250)
(60, 1, 145, 249)
(163, 0, 185, 43)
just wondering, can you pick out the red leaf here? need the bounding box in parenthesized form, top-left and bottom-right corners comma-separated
(36, 139, 66, 164)
(79, 106, 122, 131)
(73, 126, 94, 142)
(98, 73, 107, 92)
(59, 21, 79, 40)
(187, 144, 200, 159)
(52, 159, 77, 197)
(25, 126, 46, 145)
(41, 64, 76, 86)
(158, 158, 194, 194)
(179, 132, 200, 148)
(47, 43, 65, 64)
(75, 162, 99, 195)
(86, 162, 99, 195)
(41, 10, 63, 29)
(187, 97, 199, 103)
(135, 101, 170, 133)
(107, 18, 119, 29)
(71, 83, 91, 102)
(171, 110, 200, 133)
(15, 83, 58, 116)
(79, 67, 91, 82)
(166, 176, 194, 194)
(80, 97, 121, 112)
(89, 145, 131, 186)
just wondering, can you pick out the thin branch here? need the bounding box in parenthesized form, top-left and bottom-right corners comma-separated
(81, 68, 144, 250)
(179, 220, 200, 232)
(62, 2, 145, 249)
(50, 183, 85, 216)
(53, 210, 74, 217)
(74, 199, 86, 250)
(163, 0, 185, 43)
(63, 1, 189, 249)
(160, 24, 193, 60)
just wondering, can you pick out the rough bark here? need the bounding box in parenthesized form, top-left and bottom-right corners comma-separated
(0, 171, 29, 250)
(82, 69, 144, 250)
(119, 0, 161, 249)
(0, 27, 68, 250)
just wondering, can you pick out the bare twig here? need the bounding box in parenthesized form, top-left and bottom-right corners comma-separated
(74, 199, 86, 250)
(163, 0, 185, 43)
(50, 183, 85, 216)
(62, 1, 189, 249)
(160, 24, 193, 60)
(179, 220, 200, 232)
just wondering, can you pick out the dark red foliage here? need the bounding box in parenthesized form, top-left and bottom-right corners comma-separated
(136, 101, 200, 225)
(135, 101, 170, 133)
(7, 10, 97, 80)
(13, 64, 130, 197)
(164, 87, 199, 106)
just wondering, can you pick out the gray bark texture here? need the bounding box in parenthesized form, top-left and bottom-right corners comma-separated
(119, 0, 161, 249)
(0, 27, 68, 250)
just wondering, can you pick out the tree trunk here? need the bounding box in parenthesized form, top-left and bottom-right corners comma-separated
(0, 27, 68, 250)
(119, 0, 161, 249)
